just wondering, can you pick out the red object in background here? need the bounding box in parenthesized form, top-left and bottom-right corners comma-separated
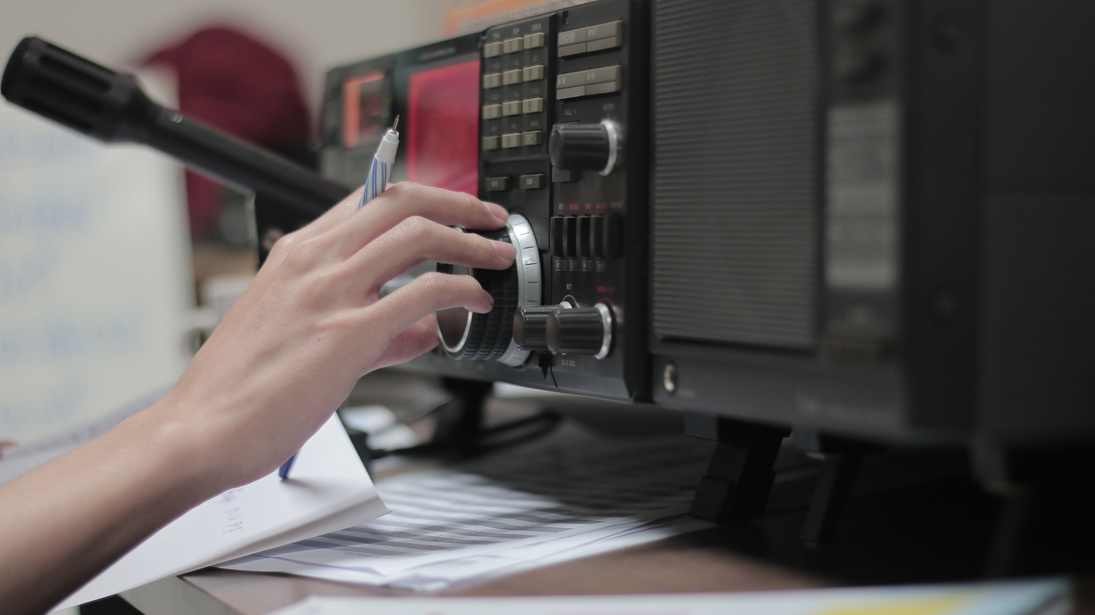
(143, 27, 311, 239)
(406, 60, 481, 196)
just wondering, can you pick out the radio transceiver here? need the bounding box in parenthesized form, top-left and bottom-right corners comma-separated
(5, 0, 1094, 537)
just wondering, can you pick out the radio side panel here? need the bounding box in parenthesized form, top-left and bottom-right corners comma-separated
(976, 0, 1095, 445)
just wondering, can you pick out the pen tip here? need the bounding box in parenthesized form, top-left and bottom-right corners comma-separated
(391, 115, 400, 133)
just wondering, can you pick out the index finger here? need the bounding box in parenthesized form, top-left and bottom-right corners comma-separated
(310, 183, 509, 248)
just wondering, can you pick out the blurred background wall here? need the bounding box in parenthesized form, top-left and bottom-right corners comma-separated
(1, 1, 453, 116)
(0, 1, 454, 443)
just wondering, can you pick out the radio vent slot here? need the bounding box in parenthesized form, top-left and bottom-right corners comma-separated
(651, 0, 820, 350)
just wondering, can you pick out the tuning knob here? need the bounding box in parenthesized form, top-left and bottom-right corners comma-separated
(546, 303, 614, 359)
(513, 306, 556, 351)
(549, 119, 620, 176)
(436, 214, 541, 367)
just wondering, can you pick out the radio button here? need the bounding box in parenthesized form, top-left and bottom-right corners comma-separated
(524, 32, 546, 49)
(518, 174, 545, 190)
(558, 85, 586, 100)
(577, 216, 592, 258)
(589, 214, 623, 259)
(587, 37, 620, 53)
(586, 21, 621, 42)
(503, 37, 524, 54)
(557, 66, 620, 91)
(585, 80, 620, 96)
(564, 216, 577, 258)
(591, 216, 605, 258)
(483, 73, 503, 89)
(484, 42, 504, 58)
(558, 22, 621, 57)
(522, 65, 545, 81)
(485, 176, 512, 192)
(558, 43, 587, 57)
(586, 23, 622, 52)
(502, 69, 523, 85)
(481, 135, 501, 151)
(556, 71, 581, 88)
(522, 97, 544, 114)
(550, 216, 565, 257)
(482, 104, 502, 120)
(502, 100, 522, 116)
(558, 29, 588, 46)
(588, 65, 621, 84)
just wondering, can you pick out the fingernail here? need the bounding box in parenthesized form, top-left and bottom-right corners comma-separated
(494, 240, 516, 262)
(471, 294, 495, 314)
(484, 201, 509, 222)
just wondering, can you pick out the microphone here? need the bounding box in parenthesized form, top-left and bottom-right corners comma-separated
(1, 36, 351, 220)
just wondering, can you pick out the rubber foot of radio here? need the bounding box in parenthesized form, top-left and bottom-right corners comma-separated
(686, 415, 790, 523)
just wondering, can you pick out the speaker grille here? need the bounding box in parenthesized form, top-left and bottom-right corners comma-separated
(652, 0, 820, 350)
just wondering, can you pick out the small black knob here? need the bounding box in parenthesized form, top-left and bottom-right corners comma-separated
(549, 120, 619, 175)
(513, 306, 556, 351)
(546, 303, 613, 358)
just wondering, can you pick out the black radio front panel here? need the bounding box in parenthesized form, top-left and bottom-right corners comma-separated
(541, 0, 649, 399)
(410, 0, 650, 401)
(479, 11, 555, 250)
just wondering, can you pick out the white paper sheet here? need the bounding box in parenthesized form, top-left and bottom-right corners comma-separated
(267, 579, 1071, 615)
(220, 428, 716, 590)
(56, 414, 388, 609)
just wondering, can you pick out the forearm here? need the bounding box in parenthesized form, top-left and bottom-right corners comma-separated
(0, 400, 222, 615)
(0, 183, 513, 614)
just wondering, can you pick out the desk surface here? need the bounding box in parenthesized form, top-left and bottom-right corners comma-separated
(117, 379, 1095, 614)
(120, 475, 1095, 615)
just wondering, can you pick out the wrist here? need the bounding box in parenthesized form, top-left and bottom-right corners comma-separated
(111, 395, 231, 506)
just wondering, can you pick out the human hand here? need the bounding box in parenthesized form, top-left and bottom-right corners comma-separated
(152, 183, 514, 492)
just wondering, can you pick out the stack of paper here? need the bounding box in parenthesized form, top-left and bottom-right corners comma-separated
(220, 426, 717, 590)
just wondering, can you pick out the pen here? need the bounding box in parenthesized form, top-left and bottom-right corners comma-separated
(279, 116, 401, 481)
(360, 115, 400, 209)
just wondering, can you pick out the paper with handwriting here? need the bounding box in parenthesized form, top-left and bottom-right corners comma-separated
(56, 414, 386, 609)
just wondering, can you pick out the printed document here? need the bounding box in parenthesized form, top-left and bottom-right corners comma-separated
(220, 425, 716, 590)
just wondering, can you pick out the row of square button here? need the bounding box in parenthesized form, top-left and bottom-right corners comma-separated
(556, 65, 622, 100)
(481, 19, 549, 158)
(551, 214, 622, 260)
(558, 21, 622, 57)
(483, 64, 545, 89)
(485, 174, 546, 192)
(484, 32, 547, 58)
(482, 130, 543, 151)
(482, 97, 544, 120)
